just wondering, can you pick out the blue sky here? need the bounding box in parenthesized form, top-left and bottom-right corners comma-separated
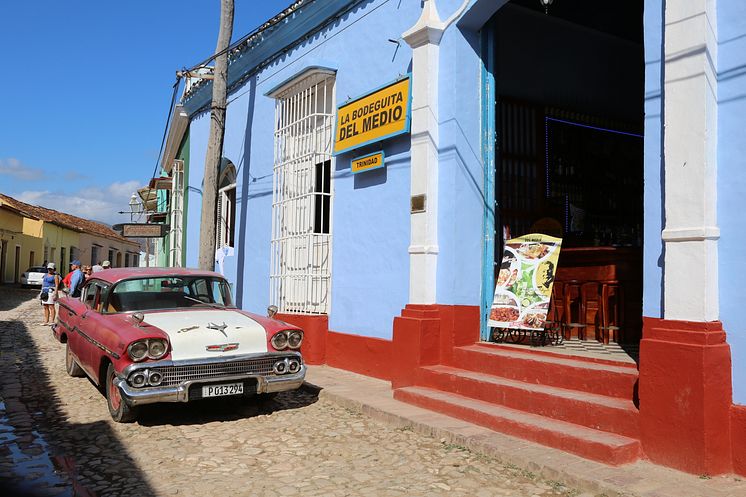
(0, 0, 290, 224)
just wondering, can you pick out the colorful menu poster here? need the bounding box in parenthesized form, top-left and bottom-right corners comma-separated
(488, 234, 563, 331)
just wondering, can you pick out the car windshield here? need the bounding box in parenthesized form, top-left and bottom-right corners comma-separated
(28, 267, 47, 273)
(107, 276, 235, 313)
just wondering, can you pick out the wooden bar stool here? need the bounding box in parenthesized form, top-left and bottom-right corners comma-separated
(580, 281, 601, 341)
(562, 280, 587, 340)
(600, 280, 624, 344)
(545, 281, 564, 340)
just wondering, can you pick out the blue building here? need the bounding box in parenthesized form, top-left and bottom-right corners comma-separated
(154, 0, 746, 476)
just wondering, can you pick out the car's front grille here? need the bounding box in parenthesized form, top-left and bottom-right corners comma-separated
(151, 357, 289, 387)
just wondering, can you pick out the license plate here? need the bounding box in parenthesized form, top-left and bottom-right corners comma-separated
(202, 382, 244, 398)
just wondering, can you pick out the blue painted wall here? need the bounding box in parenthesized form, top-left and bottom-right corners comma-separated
(717, 0, 746, 404)
(186, 0, 431, 339)
(642, 0, 663, 319)
(186, 114, 208, 269)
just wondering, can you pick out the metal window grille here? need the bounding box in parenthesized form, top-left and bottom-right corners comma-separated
(270, 72, 335, 315)
(169, 160, 185, 266)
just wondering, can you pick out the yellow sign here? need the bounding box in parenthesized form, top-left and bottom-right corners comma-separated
(333, 76, 411, 155)
(351, 151, 385, 174)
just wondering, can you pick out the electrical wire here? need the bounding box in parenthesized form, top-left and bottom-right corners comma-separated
(224, 0, 395, 107)
(183, 0, 312, 74)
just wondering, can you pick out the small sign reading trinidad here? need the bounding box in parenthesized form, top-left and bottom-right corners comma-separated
(333, 76, 411, 155)
(351, 151, 385, 174)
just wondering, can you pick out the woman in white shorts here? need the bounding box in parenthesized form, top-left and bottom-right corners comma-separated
(40, 263, 60, 325)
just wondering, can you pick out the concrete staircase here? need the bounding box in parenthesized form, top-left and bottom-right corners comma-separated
(393, 343, 641, 465)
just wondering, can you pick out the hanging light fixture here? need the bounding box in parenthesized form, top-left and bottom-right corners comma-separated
(539, 0, 554, 15)
(129, 193, 140, 222)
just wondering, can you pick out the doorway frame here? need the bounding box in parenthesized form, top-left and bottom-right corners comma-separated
(14, 245, 21, 283)
(479, 19, 497, 341)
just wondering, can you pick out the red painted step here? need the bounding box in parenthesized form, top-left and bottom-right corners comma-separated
(451, 344, 638, 399)
(394, 386, 641, 465)
(415, 365, 639, 438)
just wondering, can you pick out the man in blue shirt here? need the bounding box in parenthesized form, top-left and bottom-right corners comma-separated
(69, 260, 85, 298)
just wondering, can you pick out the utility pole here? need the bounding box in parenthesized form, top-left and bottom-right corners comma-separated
(198, 0, 234, 270)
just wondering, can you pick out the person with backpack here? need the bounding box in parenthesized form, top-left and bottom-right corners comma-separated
(68, 260, 85, 298)
(40, 263, 60, 325)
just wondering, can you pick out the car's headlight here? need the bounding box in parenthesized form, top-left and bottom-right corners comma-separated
(128, 338, 168, 361)
(128, 341, 148, 361)
(148, 339, 168, 359)
(288, 330, 303, 349)
(271, 331, 289, 350)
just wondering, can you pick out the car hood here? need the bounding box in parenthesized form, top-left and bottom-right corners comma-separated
(143, 309, 268, 361)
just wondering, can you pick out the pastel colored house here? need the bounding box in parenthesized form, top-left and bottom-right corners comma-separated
(0, 193, 141, 274)
(0, 197, 44, 283)
(158, 0, 746, 476)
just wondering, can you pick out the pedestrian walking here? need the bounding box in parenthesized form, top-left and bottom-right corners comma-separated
(61, 262, 74, 291)
(40, 263, 60, 325)
(92, 261, 104, 272)
(68, 260, 85, 298)
(101, 260, 111, 270)
(83, 265, 92, 278)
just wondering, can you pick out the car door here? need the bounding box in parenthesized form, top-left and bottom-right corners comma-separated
(82, 283, 120, 385)
(58, 287, 88, 367)
(76, 281, 106, 380)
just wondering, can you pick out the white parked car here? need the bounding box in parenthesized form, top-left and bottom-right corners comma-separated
(21, 266, 47, 287)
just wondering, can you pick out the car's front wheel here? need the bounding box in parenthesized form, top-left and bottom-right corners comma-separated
(65, 343, 85, 377)
(105, 364, 137, 423)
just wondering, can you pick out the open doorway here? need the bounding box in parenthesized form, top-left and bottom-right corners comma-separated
(486, 0, 644, 358)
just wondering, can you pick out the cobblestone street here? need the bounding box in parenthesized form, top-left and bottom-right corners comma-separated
(0, 287, 583, 497)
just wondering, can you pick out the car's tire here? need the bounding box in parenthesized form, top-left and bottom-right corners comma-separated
(65, 343, 85, 378)
(105, 364, 137, 423)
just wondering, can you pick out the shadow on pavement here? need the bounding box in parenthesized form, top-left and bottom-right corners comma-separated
(135, 388, 319, 427)
(0, 308, 156, 496)
(0, 286, 39, 312)
(1, 289, 320, 495)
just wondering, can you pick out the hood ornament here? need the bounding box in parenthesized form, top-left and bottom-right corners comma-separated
(207, 322, 228, 337)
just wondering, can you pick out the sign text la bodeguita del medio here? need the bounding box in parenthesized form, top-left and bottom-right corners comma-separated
(333, 76, 411, 155)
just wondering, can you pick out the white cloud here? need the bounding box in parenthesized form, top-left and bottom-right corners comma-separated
(16, 180, 143, 226)
(0, 157, 47, 181)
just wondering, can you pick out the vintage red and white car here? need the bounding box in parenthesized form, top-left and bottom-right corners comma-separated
(52, 267, 305, 423)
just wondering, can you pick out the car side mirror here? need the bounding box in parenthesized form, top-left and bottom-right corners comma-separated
(267, 305, 278, 319)
(131, 312, 145, 327)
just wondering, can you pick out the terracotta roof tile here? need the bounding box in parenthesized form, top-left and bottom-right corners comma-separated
(0, 193, 140, 247)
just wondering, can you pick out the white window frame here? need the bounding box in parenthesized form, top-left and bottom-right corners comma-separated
(216, 160, 237, 251)
(269, 69, 336, 315)
(170, 159, 185, 266)
(217, 184, 236, 249)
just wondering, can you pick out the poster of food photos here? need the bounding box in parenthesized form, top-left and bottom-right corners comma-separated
(488, 234, 563, 331)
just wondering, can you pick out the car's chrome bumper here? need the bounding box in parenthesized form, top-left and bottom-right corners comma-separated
(114, 366, 306, 406)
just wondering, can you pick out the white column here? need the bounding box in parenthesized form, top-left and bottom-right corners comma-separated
(661, 0, 719, 321)
(403, 0, 445, 304)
